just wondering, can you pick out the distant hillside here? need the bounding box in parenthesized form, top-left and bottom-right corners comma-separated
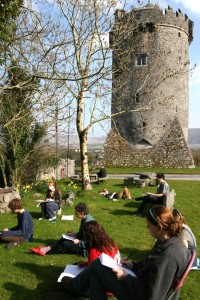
(188, 128, 200, 148)
(68, 130, 200, 149)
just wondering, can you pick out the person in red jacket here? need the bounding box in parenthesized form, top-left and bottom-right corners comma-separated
(76, 220, 120, 268)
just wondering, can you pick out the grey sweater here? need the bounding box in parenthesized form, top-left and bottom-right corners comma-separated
(123, 237, 190, 300)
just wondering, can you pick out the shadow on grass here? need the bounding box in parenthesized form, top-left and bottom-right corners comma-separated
(119, 246, 149, 261)
(29, 211, 43, 219)
(4, 281, 82, 300)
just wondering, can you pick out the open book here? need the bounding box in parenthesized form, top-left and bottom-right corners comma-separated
(57, 265, 86, 282)
(99, 252, 136, 277)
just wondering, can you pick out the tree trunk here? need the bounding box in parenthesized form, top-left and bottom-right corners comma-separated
(79, 130, 92, 190)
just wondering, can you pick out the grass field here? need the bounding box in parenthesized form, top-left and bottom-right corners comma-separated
(0, 177, 199, 299)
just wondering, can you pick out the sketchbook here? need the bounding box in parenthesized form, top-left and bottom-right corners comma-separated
(57, 265, 86, 282)
(99, 252, 136, 277)
(61, 215, 74, 221)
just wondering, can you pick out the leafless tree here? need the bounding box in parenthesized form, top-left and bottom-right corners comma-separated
(0, 0, 191, 188)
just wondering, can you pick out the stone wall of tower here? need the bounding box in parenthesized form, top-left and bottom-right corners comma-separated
(99, 116, 194, 168)
(110, 3, 193, 147)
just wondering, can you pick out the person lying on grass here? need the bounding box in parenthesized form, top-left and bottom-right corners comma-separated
(0, 198, 34, 248)
(99, 187, 133, 200)
(31, 202, 93, 256)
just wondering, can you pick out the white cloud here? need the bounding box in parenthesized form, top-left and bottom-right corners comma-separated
(173, 0, 200, 15)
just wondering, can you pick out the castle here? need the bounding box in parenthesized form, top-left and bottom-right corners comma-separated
(100, 1, 195, 168)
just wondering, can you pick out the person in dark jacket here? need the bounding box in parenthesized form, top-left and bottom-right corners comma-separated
(39, 180, 62, 222)
(31, 202, 94, 256)
(0, 198, 34, 247)
(96, 167, 107, 178)
(61, 205, 191, 300)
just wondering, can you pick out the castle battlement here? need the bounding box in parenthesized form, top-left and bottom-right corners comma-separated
(114, 3, 193, 43)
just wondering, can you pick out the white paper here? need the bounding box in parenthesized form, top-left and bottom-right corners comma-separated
(99, 253, 136, 277)
(99, 252, 118, 269)
(62, 234, 75, 241)
(61, 215, 74, 221)
(57, 265, 85, 282)
(35, 200, 45, 203)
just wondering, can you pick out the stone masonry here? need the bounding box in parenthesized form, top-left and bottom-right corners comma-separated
(100, 116, 194, 168)
(100, 2, 194, 168)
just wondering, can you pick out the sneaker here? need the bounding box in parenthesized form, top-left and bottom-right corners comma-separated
(49, 217, 56, 221)
(31, 246, 46, 256)
(38, 218, 44, 220)
(7, 242, 19, 248)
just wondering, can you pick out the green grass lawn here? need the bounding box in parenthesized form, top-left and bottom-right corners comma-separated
(0, 178, 199, 299)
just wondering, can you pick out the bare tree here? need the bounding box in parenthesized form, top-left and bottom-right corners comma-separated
(0, 0, 191, 188)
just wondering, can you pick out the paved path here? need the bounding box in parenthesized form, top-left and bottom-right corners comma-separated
(108, 174, 200, 181)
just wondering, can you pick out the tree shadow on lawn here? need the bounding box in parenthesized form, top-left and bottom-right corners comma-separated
(5, 262, 79, 300)
(4, 281, 82, 300)
(100, 202, 140, 216)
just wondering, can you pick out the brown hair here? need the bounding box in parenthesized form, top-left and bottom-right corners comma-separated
(48, 180, 57, 189)
(8, 198, 23, 211)
(83, 221, 117, 252)
(146, 205, 182, 237)
(172, 208, 186, 224)
(75, 202, 89, 215)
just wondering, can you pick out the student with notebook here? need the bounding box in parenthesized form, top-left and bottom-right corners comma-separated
(39, 180, 62, 222)
(75, 220, 120, 267)
(0, 198, 34, 247)
(61, 205, 191, 300)
(31, 202, 93, 256)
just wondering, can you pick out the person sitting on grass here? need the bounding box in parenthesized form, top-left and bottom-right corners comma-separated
(133, 173, 169, 216)
(60, 205, 191, 300)
(31, 202, 94, 256)
(76, 220, 120, 268)
(0, 198, 34, 248)
(99, 187, 133, 200)
(39, 180, 62, 223)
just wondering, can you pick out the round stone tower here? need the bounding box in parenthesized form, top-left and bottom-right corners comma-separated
(110, 2, 193, 147)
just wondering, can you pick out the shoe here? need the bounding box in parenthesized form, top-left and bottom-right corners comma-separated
(132, 212, 142, 217)
(31, 246, 46, 256)
(7, 242, 19, 248)
(49, 217, 56, 221)
(39, 217, 44, 220)
(61, 276, 75, 293)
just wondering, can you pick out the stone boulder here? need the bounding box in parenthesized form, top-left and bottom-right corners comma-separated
(0, 187, 21, 213)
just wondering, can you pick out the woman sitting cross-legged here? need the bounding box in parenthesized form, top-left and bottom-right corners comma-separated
(61, 205, 191, 300)
(39, 180, 62, 222)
